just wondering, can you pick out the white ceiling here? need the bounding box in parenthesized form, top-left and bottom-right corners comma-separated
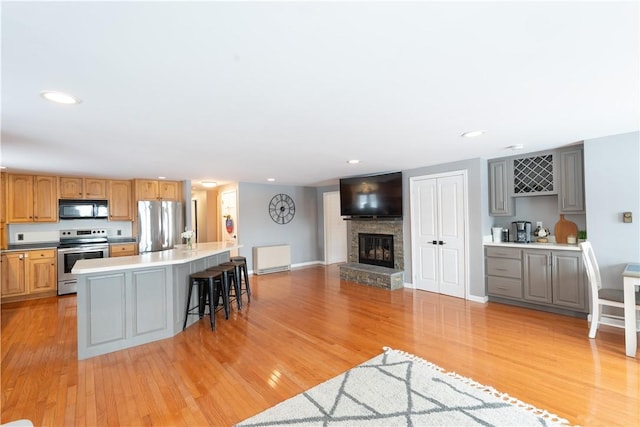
(2, 1, 638, 188)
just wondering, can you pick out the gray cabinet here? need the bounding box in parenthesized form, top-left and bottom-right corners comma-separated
(551, 251, 585, 310)
(488, 159, 514, 216)
(512, 153, 556, 196)
(558, 148, 585, 213)
(522, 248, 586, 311)
(486, 247, 521, 299)
(486, 246, 587, 314)
(523, 250, 552, 303)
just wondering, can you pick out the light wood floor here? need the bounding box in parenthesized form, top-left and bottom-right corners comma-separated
(2, 265, 639, 426)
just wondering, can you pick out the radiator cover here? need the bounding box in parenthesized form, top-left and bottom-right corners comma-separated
(253, 245, 291, 275)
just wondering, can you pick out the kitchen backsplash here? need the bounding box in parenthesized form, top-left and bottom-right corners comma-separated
(7, 220, 133, 244)
(490, 195, 586, 233)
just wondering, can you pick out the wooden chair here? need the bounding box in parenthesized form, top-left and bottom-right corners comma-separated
(580, 241, 640, 338)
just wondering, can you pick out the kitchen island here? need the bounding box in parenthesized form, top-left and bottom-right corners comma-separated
(72, 242, 240, 360)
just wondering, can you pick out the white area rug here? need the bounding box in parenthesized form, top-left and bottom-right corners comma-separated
(237, 347, 570, 426)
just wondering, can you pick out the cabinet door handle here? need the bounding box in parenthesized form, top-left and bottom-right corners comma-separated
(432, 240, 438, 245)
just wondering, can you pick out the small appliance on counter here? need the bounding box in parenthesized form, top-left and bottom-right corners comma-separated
(491, 227, 502, 243)
(511, 221, 532, 243)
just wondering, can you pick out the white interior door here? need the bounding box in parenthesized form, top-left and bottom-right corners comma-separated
(220, 189, 238, 255)
(324, 191, 347, 264)
(411, 172, 466, 298)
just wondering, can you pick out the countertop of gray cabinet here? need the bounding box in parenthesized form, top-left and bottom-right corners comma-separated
(484, 241, 581, 252)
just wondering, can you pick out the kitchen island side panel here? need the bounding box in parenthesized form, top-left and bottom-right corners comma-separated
(76, 248, 234, 360)
(77, 268, 174, 360)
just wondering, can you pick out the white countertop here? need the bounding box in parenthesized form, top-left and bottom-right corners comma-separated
(72, 242, 241, 274)
(484, 241, 581, 251)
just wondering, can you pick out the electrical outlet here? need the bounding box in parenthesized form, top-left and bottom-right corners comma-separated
(17, 233, 24, 241)
(623, 212, 632, 223)
(117, 229, 122, 236)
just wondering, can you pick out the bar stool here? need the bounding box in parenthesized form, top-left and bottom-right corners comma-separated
(224, 256, 251, 303)
(207, 264, 239, 313)
(183, 270, 222, 331)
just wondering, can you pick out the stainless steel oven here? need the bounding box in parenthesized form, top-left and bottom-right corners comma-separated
(57, 229, 109, 295)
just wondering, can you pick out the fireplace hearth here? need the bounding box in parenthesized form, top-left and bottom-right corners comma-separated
(359, 233, 394, 268)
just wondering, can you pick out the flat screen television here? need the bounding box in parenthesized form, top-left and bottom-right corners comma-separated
(339, 172, 403, 218)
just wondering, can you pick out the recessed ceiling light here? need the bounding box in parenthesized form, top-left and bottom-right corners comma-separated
(509, 144, 525, 150)
(40, 90, 81, 105)
(461, 130, 484, 138)
(347, 159, 360, 164)
(267, 178, 275, 182)
(201, 181, 217, 188)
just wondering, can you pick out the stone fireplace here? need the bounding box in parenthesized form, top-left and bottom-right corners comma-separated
(339, 218, 404, 290)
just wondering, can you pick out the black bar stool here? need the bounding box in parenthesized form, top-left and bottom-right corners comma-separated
(183, 270, 222, 331)
(207, 264, 239, 313)
(223, 256, 251, 303)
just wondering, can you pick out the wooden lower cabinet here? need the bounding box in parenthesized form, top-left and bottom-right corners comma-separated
(110, 243, 137, 257)
(1, 249, 57, 302)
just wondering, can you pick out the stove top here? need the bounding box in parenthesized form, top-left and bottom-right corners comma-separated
(58, 228, 108, 247)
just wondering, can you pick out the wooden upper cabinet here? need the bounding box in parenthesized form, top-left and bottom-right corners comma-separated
(159, 181, 180, 200)
(135, 179, 181, 201)
(33, 176, 58, 222)
(85, 178, 107, 198)
(1, 172, 6, 224)
(7, 174, 57, 223)
(108, 180, 133, 221)
(135, 179, 159, 200)
(59, 177, 107, 199)
(7, 174, 33, 222)
(59, 177, 82, 198)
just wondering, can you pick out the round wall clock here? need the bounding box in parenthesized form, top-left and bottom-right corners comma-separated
(269, 194, 295, 224)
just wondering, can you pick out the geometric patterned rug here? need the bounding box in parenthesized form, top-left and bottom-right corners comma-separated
(236, 347, 571, 426)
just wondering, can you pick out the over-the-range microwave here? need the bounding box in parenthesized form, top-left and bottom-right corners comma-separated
(58, 199, 109, 220)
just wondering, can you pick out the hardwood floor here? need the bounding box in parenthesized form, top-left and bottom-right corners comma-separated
(2, 265, 638, 426)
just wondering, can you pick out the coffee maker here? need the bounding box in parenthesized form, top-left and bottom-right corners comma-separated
(512, 221, 532, 243)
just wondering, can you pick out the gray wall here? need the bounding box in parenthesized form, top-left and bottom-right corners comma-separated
(248, 131, 639, 300)
(584, 131, 640, 286)
(402, 158, 490, 299)
(237, 182, 321, 270)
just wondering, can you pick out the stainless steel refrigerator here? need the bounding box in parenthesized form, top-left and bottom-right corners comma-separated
(137, 201, 184, 254)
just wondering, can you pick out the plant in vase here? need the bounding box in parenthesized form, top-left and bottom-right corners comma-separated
(577, 230, 587, 242)
(181, 230, 195, 249)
